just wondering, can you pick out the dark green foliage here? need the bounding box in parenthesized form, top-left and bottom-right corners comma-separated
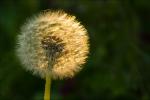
(0, 0, 150, 100)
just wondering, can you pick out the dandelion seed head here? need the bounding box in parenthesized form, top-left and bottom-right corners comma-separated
(17, 10, 89, 79)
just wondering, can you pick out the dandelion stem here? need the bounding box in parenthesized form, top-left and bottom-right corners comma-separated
(44, 74, 51, 100)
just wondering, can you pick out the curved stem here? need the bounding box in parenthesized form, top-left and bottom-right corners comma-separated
(44, 74, 51, 100)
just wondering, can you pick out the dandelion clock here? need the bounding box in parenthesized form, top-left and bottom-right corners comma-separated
(16, 10, 89, 100)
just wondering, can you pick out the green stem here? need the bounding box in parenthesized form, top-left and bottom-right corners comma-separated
(44, 74, 51, 100)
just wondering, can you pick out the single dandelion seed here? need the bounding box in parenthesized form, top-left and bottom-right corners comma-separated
(16, 10, 89, 100)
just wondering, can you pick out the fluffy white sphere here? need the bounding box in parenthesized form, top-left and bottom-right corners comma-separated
(17, 10, 89, 79)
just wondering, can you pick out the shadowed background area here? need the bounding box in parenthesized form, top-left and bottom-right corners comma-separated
(0, 0, 150, 100)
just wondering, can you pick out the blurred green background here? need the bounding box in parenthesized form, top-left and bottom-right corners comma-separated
(0, 0, 150, 100)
